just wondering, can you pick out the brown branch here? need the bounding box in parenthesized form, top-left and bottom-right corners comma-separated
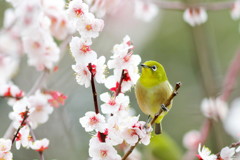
(122, 139, 141, 160)
(151, 0, 234, 11)
(114, 70, 125, 97)
(12, 107, 29, 144)
(122, 82, 182, 160)
(88, 63, 99, 114)
(150, 82, 181, 126)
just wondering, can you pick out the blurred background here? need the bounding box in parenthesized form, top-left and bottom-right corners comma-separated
(0, 0, 240, 159)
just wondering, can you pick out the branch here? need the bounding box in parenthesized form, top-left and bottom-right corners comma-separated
(114, 70, 125, 97)
(122, 82, 182, 160)
(151, 0, 234, 10)
(88, 63, 99, 114)
(12, 107, 29, 144)
(220, 49, 240, 101)
(150, 82, 181, 126)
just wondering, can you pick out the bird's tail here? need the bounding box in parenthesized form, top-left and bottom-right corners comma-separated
(155, 123, 162, 134)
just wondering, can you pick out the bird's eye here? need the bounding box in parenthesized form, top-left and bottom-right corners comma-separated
(151, 65, 157, 71)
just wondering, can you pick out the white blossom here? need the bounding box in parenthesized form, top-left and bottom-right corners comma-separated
(79, 111, 106, 132)
(197, 144, 217, 160)
(201, 97, 228, 121)
(31, 138, 49, 152)
(134, 0, 159, 22)
(183, 7, 208, 26)
(220, 146, 235, 160)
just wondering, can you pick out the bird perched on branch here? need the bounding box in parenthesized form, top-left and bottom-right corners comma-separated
(135, 60, 173, 134)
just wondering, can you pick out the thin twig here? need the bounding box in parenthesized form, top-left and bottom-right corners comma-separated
(88, 63, 99, 114)
(114, 70, 125, 97)
(122, 139, 141, 160)
(150, 82, 181, 126)
(12, 108, 29, 144)
(122, 82, 182, 160)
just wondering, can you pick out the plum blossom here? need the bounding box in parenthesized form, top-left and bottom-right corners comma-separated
(22, 28, 60, 71)
(15, 126, 32, 150)
(0, 82, 24, 99)
(197, 144, 217, 160)
(72, 63, 91, 88)
(70, 36, 97, 64)
(105, 68, 139, 93)
(134, 0, 159, 22)
(0, 55, 19, 83)
(66, 0, 89, 24)
(14, 0, 42, 34)
(0, 138, 12, 160)
(28, 91, 54, 129)
(183, 7, 208, 26)
(79, 111, 106, 132)
(224, 98, 240, 139)
(31, 138, 49, 152)
(121, 116, 151, 146)
(72, 56, 106, 87)
(100, 92, 129, 114)
(220, 146, 235, 160)
(44, 90, 67, 108)
(43, 0, 73, 40)
(89, 137, 121, 160)
(77, 12, 104, 42)
(108, 35, 141, 71)
(201, 97, 228, 121)
(183, 130, 201, 149)
(231, 0, 240, 20)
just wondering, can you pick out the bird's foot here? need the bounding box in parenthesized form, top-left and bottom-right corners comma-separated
(161, 104, 169, 112)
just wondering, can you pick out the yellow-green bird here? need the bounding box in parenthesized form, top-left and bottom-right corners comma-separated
(135, 61, 173, 134)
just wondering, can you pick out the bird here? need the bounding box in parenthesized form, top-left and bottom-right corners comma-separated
(135, 60, 173, 134)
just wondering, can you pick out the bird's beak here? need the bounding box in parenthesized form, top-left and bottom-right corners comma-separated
(141, 64, 150, 68)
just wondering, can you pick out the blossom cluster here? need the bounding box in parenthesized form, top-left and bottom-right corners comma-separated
(75, 34, 152, 159)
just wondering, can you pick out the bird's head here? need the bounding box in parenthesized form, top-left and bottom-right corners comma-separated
(139, 61, 168, 86)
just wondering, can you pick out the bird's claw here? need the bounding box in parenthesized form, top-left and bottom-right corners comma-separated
(161, 104, 169, 112)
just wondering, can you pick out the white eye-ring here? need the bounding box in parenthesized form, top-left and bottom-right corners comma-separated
(151, 65, 157, 71)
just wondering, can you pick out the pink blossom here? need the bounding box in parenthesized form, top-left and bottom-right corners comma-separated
(72, 63, 91, 88)
(79, 111, 106, 132)
(44, 90, 67, 108)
